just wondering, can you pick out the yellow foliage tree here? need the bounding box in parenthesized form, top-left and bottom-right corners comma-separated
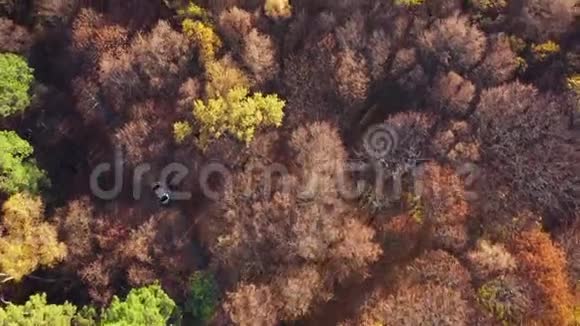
(568, 74, 580, 95)
(173, 121, 193, 144)
(182, 18, 222, 64)
(193, 87, 285, 146)
(532, 40, 560, 60)
(264, 0, 292, 19)
(0, 193, 67, 282)
(205, 57, 250, 98)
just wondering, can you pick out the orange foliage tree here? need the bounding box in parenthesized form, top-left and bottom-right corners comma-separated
(512, 229, 574, 325)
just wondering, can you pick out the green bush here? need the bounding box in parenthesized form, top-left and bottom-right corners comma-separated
(0, 293, 76, 326)
(477, 277, 531, 324)
(185, 271, 219, 323)
(0, 130, 48, 195)
(0, 53, 34, 118)
(101, 283, 177, 326)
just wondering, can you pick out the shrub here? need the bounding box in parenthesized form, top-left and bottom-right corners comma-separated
(185, 271, 219, 323)
(0, 53, 34, 118)
(193, 87, 285, 146)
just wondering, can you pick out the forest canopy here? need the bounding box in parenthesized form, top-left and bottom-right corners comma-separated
(0, 0, 578, 325)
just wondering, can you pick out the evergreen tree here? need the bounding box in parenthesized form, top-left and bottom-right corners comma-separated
(0, 130, 48, 195)
(101, 283, 177, 326)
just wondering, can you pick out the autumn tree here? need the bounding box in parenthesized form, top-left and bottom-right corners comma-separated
(0, 53, 34, 118)
(342, 249, 473, 325)
(282, 34, 338, 127)
(429, 71, 475, 116)
(557, 221, 580, 290)
(368, 29, 393, 81)
(0, 18, 32, 54)
(472, 82, 579, 218)
(203, 122, 381, 323)
(509, 0, 575, 42)
(418, 14, 486, 72)
(205, 56, 250, 98)
(511, 229, 574, 325)
(218, 6, 253, 50)
(0, 131, 48, 195)
(33, 0, 78, 27)
(335, 48, 370, 107)
(60, 203, 195, 304)
(242, 28, 279, 84)
(419, 163, 471, 253)
(182, 17, 221, 64)
(99, 21, 191, 112)
(130, 21, 192, 95)
(193, 87, 285, 145)
(343, 283, 471, 326)
(72, 9, 128, 69)
(335, 11, 366, 51)
(223, 283, 279, 326)
(476, 275, 534, 324)
(367, 111, 436, 176)
(467, 240, 516, 280)
(471, 34, 518, 87)
(57, 197, 94, 261)
(0, 193, 67, 282)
